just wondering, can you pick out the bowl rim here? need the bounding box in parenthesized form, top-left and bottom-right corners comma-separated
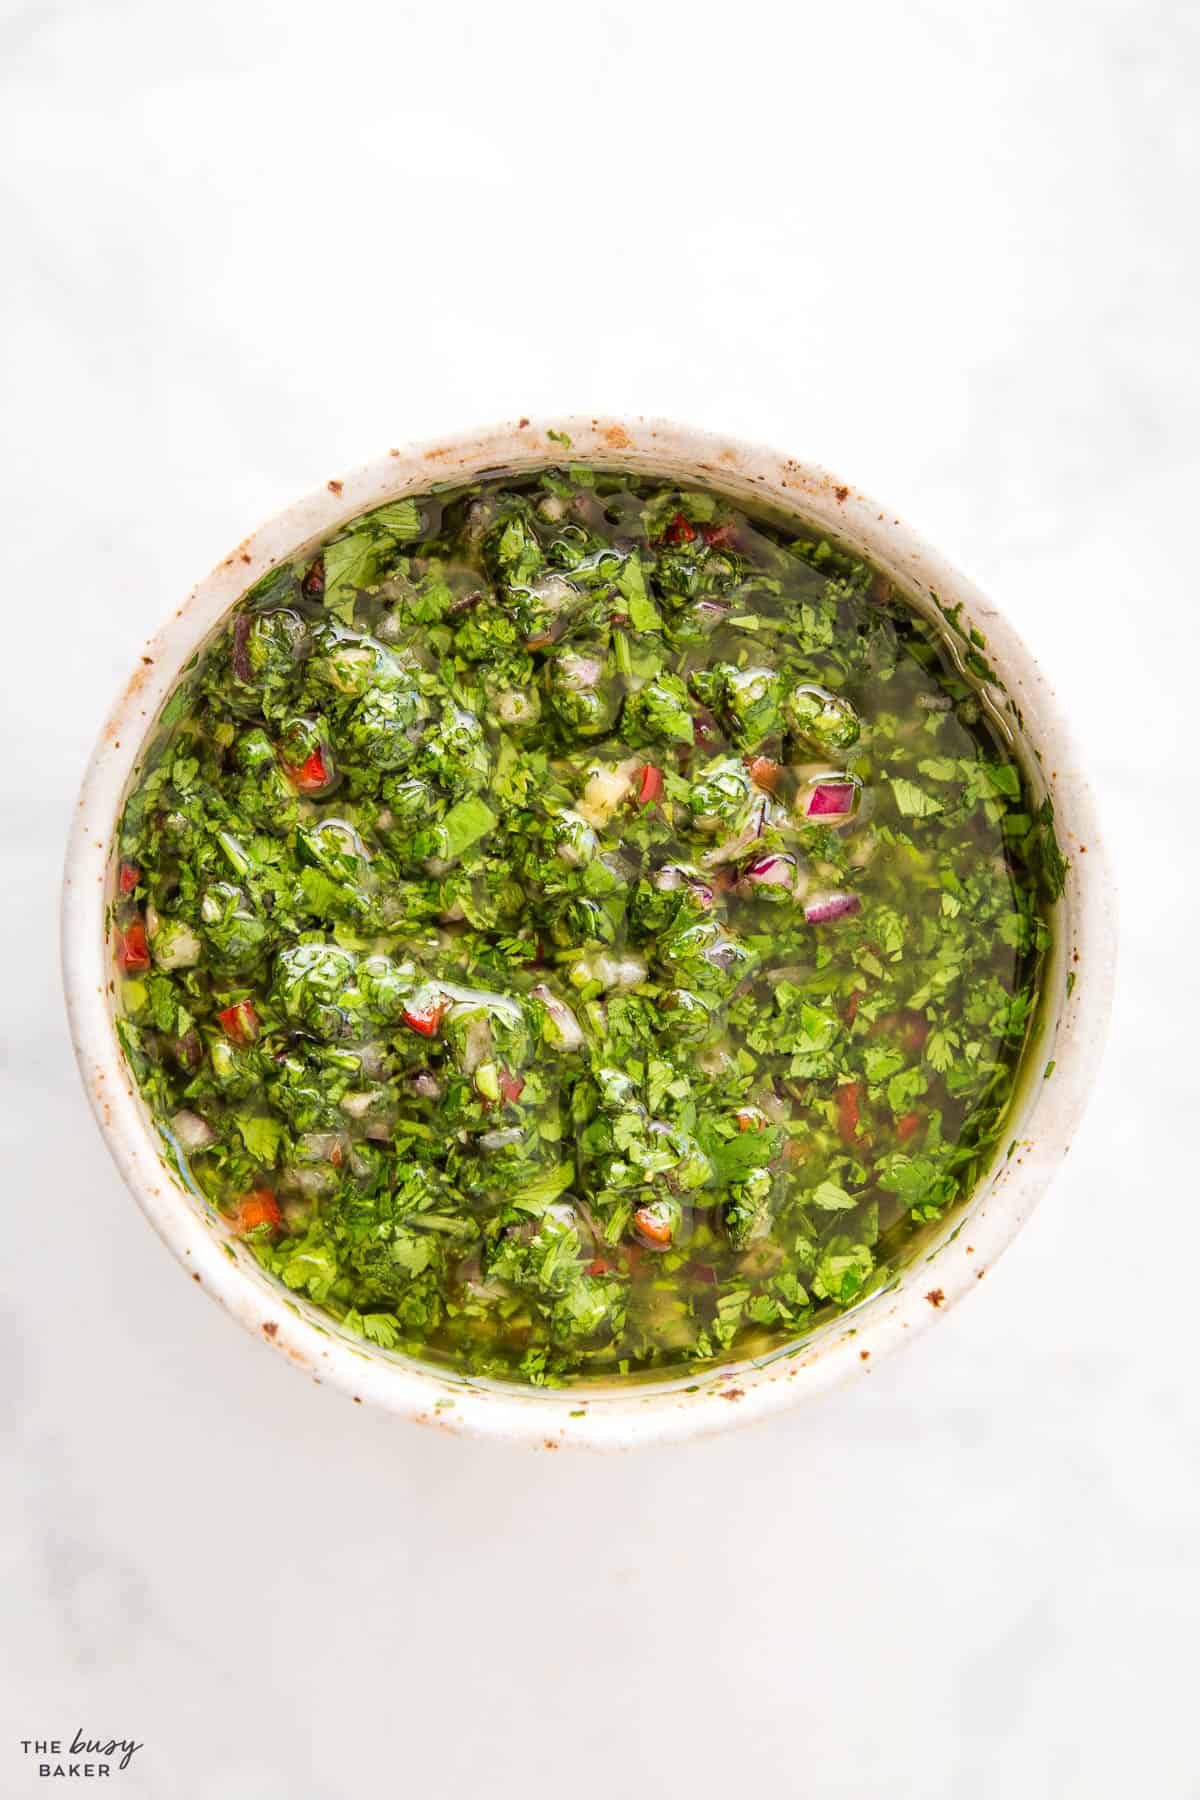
(60, 414, 1117, 1449)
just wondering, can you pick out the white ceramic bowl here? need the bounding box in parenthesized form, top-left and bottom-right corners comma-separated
(61, 417, 1115, 1448)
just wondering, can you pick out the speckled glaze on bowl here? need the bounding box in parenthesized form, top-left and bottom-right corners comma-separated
(60, 418, 1116, 1448)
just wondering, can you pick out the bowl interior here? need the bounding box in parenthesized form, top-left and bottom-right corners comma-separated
(63, 418, 1113, 1445)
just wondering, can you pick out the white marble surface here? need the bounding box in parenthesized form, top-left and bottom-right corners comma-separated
(3, 1, 1198, 1793)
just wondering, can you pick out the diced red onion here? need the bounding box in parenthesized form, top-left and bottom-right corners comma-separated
(654, 865, 715, 907)
(479, 1126, 524, 1152)
(805, 781, 857, 819)
(289, 1164, 336, 1198)
(231, 614, 253, 683)
(531, 983, 585, 1050)
(340, 1090, 377, 1119)
(692, 705, 719, 746)
(462, 1016, 493, 1073)
(171, 1109, 215, 1151)
(584, 952, 648, 991)
(804, 893, 861, 924)
(745, 853, 796, 889)
(562, 651, 605, 689)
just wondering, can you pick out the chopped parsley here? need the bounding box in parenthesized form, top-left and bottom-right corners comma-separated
(110, 467, 1054, 1383)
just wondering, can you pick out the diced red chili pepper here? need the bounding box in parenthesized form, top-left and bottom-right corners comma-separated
(217, 1001, 260, 1046)
(735, 1105, 767, 1133)
(234, 1189, 281, 1234)
(586, 1258, 610, 1277)
(401, 999, 447, 1037)
(897, 1112, 921, 1145)
(874, 1010, 928, 1054)
(283, 747, 332, 793)
(116, 917, 150, 974)
(700, 522, 737, 548)
(662, 510, 696, 545)
(633, 1204, 674, 1248)
(499, 1071, 525, 1105)
(301, 556, 325, 598)
(118, 861, 142, 895)
(836, 1081, 861, 1144)
(746, 755, 783, 793)
(636, 764, 664, 807)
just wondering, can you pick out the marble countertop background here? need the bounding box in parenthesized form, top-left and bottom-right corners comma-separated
(3, 1, 1197, 1794)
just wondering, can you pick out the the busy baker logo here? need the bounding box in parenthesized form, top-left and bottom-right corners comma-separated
(19, 1733, 144, 1779)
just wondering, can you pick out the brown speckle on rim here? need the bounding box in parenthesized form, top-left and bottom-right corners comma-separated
(262, 1321, 278, 1337)
(925, 1288, 945, 1308)
(720, 1386, 744, 1402)
(327, 479, 344, 496)
(388, 448, 400, 456)
(192, 1272, 201, 1282)
(240, 552, 251, 564)
(122, 658, 157, 703)
(603, 425, 631, 449)
(543, 1439, 559, 1450)
(859, 1349, 870, 1361)
(977, 1269, 986, 1279)
(834, 485, 849, 503)
(353, 1395, 363, 1404)
(966, 1245, 975, 1254)
(518, 416, 530, 428)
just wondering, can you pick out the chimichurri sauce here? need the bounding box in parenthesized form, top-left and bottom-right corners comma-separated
(112, 465, 1059, 1384)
